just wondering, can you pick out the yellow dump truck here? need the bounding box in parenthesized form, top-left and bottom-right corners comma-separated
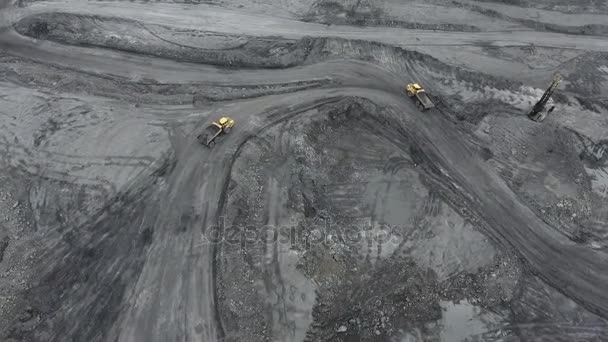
(197, 116, 235, 147)
(406, 83, 435, 111)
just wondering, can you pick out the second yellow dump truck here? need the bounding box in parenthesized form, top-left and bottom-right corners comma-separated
(406, 83, 435, 111)
(197, 116, 235, 147)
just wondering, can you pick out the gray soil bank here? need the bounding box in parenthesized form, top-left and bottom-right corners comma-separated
(16, 9, 605, 105)
(3, 164, 165, 341)
(303, 0, 481, 32)
(470, 0, 608, 14)
(448, 1, 608, 35)
(0, 54, 331, 105)
(217, 99, 518, 341)
(480, 115, 608, 250)
(302, 0, 608, 36)
(216, 97, 608, 341)
(12, 11, 552, 120)
(15, 13, 320, 69)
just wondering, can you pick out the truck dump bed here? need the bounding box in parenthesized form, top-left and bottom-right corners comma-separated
(416, 92, 435, 110)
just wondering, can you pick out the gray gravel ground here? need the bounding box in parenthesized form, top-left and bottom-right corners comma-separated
(0, 0, 608, 341)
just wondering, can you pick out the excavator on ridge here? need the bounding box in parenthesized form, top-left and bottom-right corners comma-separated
(528, 73, 562, 122)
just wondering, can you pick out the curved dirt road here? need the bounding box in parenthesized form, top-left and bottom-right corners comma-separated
(1, 0, 608, 341)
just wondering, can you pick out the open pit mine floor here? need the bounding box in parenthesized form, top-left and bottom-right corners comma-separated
(1, 0, 608, 341)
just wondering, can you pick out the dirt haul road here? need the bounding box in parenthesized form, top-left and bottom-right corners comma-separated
(3, 1, 608, 51)
(1, 0, 608, 341)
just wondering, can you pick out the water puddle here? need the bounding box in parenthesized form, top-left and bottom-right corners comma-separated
(395, 299, 506, 342)
(438, 300, 489, 341)
(585, 166, 608, 198)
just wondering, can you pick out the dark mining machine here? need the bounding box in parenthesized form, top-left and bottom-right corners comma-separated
(528, 73, 562, 122)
